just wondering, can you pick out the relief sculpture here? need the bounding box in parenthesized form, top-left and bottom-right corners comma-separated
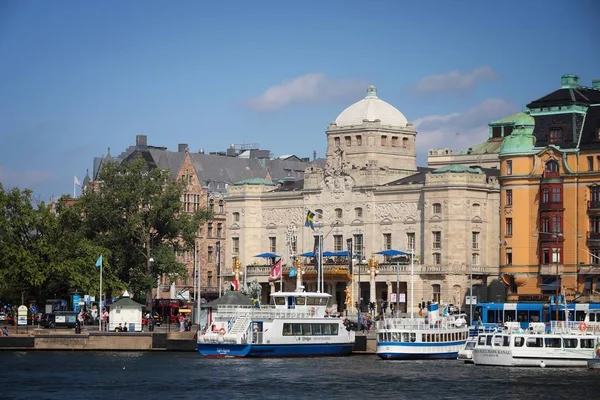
(262, 207, 304, 226)
(374, 202, 418, 221)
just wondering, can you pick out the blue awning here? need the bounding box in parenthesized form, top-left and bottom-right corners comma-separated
(254, 252, 280, 258)
(376, 249, 410, 256)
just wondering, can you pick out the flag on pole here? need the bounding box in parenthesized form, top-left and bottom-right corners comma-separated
(289, 267, 297, 278)
(95, 255, 103, 269)
(74, 176, 81, 186)
(268, 259, 282, 281)
(304, 210, 315, 230)
(230, 280, 239, 291)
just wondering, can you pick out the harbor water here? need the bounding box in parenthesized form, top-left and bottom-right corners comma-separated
(2, 351, 600, 400)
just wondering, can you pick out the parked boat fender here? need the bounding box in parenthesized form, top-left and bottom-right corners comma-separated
(579, 322, 588, 332)
(219, 327, 226, 335)
(310, 307, 316, 316)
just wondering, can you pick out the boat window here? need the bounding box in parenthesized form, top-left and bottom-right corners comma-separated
(306, 297, 319, 306)
(410, 333, 416, 342)
(526, 337, 543, 347)
(514, 337, 524, 347)
(296, 297, 306, 306)
(311, 324, 322, 335)
(465, 341, 476, 350)
(581, 339, 594, 348)
(331, 324, 338, 335)
(478, 336, 487, 346)
(518, 311, 528, 322)
(544, 337, 562, 348)
(292, 324, 303, 336)
(529, 311, 540, 322)
(576, 311, 586, 321)
(586, 312, 595, 322)
(301, 324, 312, 335)
(323, 324, 332, 335)
(282, 323, 293, 336)
(274, 297, 285, 306)
(403, 333, 410, 342)
(563, 338, 578, 348)
(487, 310, 497, 323)
(493, 336, 503, 346)
(503, 336, 511, 346)
(486, 335, 492, 346)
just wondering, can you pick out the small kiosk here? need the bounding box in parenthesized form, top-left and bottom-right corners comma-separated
(108, 290, 143, 332)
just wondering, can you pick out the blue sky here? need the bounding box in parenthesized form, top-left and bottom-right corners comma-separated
(1, 0, 598, 200)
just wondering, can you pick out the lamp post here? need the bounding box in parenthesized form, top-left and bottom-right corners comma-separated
(368, 253, 379, 315)
(553, 232, 563, 322)
(294, 256, 304, 290)
(470, 263, 473, 325)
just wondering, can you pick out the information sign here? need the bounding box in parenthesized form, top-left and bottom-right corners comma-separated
(17, 305, 28, 326)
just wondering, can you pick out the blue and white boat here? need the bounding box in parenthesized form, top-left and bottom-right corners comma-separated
(376, 303, 469, 359)
(197, 291, 355, 358)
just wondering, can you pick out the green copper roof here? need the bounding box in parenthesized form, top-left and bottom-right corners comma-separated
(432, 164, 483, 174)
(457, 139, 503, 155)
(233, 178, 275, 186)
(499, 112, 536, 155)
(489, 111, 529, 126)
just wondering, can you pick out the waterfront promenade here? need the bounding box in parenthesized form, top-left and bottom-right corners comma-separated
(0, 323, 376, 353)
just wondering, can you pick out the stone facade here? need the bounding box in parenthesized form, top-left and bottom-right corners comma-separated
(225, 87, 501, 318)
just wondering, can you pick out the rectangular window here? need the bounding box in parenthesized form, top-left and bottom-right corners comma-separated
(507, 160, 512, 175)
(345, 136, 351, 147)
(333, 235, 343, 252)
(548, 128, 562, 144)
(407, 232, 415, 252)
(269, 237, 276, 253)
(207, 272, 213, 287)
(432, 231, 441, 249)
(432, 284, 441, 303)
(217, 223, 223, 237)
(356, 135, 362, 146)
(433, 203, 441, 214)
(334, 137, 340, 147)
(391, 136, 398, 147)
(381, 136, 387, 146)
(355, 207, 363, 218)
(232, 237, 239, 254)
(433, 253, 441, 265)
(506, 189, 512, 206)
(207, 222, 213, 238)
(472, 232, 480, 249)
(588, 156, 594, 171)
(506, 218, 513, 236)
(383, 233, 392, 250)
(208, 246, 213, 263)
(506, 248, 512, 265)
(353, 234, 363, 260)
(472, 253, 480, 266)
(552, 187, 562, 202)
(591, 249, 600, 265)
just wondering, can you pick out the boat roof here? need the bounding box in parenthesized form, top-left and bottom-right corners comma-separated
(270, 291, 331, 298)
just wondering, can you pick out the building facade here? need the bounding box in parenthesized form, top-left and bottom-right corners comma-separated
(499, 75, 600, 302)
(227, 86, 502, 316)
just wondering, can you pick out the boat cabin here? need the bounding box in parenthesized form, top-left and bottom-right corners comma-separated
(271, 292, 331, 317)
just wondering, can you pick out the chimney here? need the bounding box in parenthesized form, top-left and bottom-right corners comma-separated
(560, 74, 580, 89)
(178, 143, 188, 153)
(136, 134, 147, 147)
(592, 79, 600, 90)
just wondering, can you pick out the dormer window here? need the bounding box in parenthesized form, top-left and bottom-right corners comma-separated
(381, 136, 387, 146)
(545, 160, 559, 174)
(548, 128, 562, 144)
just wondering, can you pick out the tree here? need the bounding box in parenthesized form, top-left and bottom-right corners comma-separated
(78, 158, 212, 302)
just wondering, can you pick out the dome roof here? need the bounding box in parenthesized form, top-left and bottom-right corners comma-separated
(334, 85, 408, 127)
(499, 112, 537, 155)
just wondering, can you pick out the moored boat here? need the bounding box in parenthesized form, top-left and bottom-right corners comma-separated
(375, 303, 469, 360)
(197, 290, 355, 358)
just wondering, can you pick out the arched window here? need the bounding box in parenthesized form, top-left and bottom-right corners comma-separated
(218, 199, 224, 214)
(432, 203, 441, 214)
(355, 207, 363, 218)
(402, 137, 408, 148)
(432, 284, 441, 302)
(335, 208, 343, 218)
(545, 160, 559, 173)
(233, 212, 240, 222)
(472, 203, 480, 217)
(209, 198, 214, 210)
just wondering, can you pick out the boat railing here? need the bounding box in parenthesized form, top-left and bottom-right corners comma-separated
(215, 305, 331, 320)
(550, 320, 600, 335)
(377, 315, 467, 331)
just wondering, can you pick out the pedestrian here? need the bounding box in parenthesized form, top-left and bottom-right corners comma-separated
(178, 314, 185, 332)
(2, 326, 8, 336)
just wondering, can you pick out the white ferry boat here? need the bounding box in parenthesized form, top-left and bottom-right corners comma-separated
(197, 291, 355, 358)
(472, 321, 599, 367)
(376, 303, 469, 360)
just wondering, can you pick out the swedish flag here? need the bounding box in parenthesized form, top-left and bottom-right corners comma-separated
(305, 210, 315, 230)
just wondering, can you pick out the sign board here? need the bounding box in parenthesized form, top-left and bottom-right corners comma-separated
(465, 296, 477, 305)
(55, 315, 66, 323)
(17, 305, 28, 326)
(390, 293, 397, 302)
(399, 293, 406, 303)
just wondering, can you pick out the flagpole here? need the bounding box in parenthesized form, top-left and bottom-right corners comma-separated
(99, 256, 102, 332)
(74, 178, 76, 198)
(279, 258, 283, 292)
(319, 231, 324, 293)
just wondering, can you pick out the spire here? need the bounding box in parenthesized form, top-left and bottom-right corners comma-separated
(366, 85, 378, 99)
(106, 147, 112, 162)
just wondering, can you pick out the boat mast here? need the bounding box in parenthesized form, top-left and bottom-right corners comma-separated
(411, 245, 414, 319)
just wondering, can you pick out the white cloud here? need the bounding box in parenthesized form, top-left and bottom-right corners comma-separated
(247, 73, 367, 111)
(414, 98, 519, 155)
(415, 66, 500, 94)
(0, 165, 56, 189)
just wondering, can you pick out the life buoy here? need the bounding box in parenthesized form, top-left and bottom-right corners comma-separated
(579, 322, 588, 332)
(310, 307, 316, 316)
(219, 327, 226, 335)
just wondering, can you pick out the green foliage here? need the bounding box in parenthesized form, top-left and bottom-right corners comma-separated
(0, 158, 212, 305)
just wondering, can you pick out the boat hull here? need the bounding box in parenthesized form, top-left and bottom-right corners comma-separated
(197, 342, 354, 358)
(376, 341, 465, 360)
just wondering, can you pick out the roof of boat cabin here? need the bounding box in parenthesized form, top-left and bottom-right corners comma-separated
(270, 292, 332, 298)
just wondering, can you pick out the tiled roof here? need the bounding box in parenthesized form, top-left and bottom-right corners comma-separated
(527, 87, 600, 108)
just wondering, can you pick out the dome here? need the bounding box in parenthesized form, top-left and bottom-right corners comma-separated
(334, 85, 408, 127)
(499, 112, 537, 155)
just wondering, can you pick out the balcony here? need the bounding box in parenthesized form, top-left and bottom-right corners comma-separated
(578, 264, 600, 275)
(538, 232, 565, 242)
(539, 264, 564, 276)
(587, 232, 600, 245)
(539, 201, 564, 211)
(588, 200, 600, 214)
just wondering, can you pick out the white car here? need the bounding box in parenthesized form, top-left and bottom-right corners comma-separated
(0, 313, 6, 321)
(457, 338, 476, 363)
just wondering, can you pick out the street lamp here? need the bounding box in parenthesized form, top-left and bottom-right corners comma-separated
(553, 232, 563, 322)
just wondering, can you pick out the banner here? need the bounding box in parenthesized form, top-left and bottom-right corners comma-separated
(346, 238, 353, 274)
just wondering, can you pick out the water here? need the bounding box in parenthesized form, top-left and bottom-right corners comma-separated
(2, 352, 600, 400)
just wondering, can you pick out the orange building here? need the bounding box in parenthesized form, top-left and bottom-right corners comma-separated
(499, 75, 600, 302)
